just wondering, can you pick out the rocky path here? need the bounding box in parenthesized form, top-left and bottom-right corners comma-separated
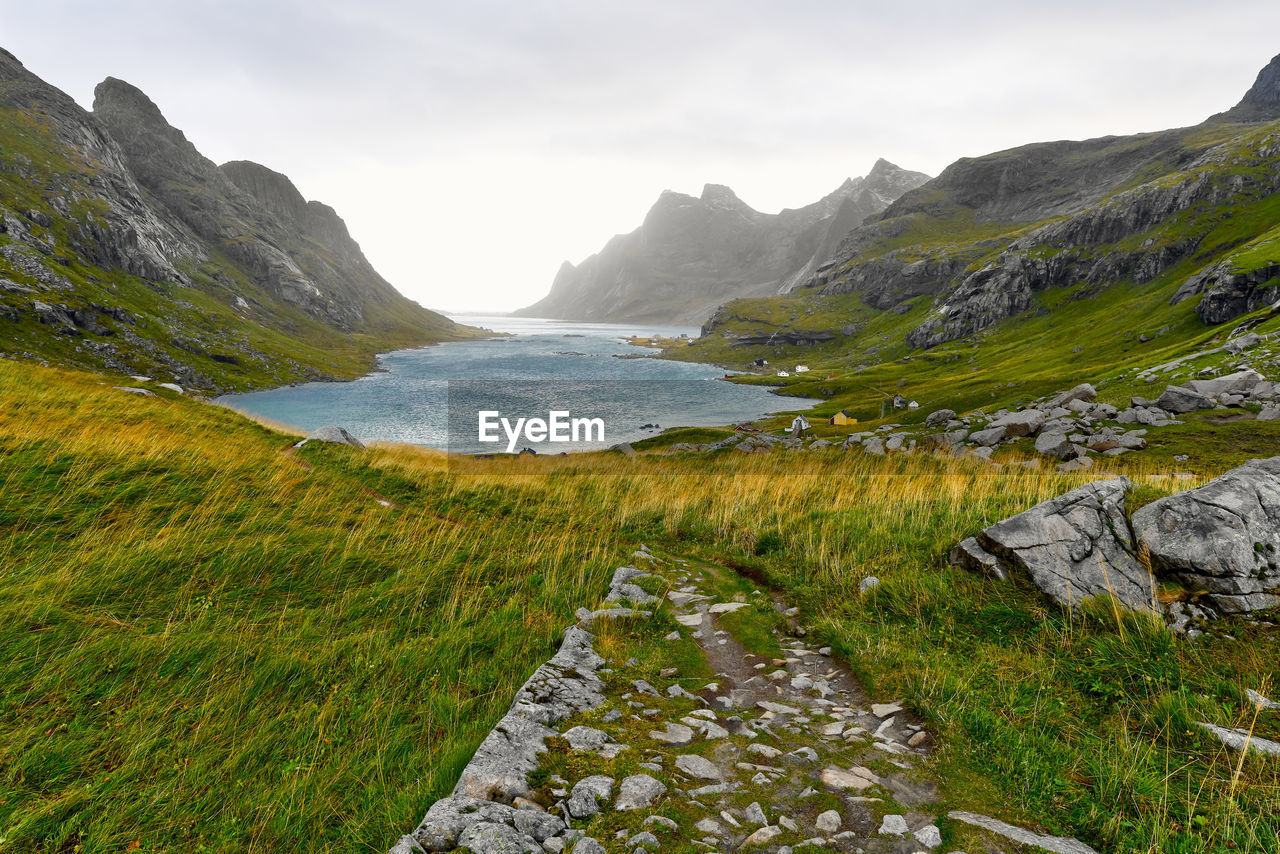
(391, 548, 1098, 854)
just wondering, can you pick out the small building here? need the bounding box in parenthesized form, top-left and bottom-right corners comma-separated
(790, 415, 812, 437)
(829, 409, 857, 426)
(907, 400, 920, 410)
(795, 365, 810, 373)
(777, 370, 790, 377)
(754, 358, 768, 367)
(892, 394, 908, 409)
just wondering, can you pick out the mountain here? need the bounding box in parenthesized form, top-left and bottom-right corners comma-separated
(0, 48, 474, 393)
(517, 159, 930, 324)
(696, 52, 1280, 361)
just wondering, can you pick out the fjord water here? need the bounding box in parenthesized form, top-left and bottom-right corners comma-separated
(219, 315, 814, 452)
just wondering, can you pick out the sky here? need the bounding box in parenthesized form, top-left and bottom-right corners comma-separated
(4, 1, 1279, 313)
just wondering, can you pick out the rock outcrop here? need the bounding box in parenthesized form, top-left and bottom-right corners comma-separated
(952, 457, 1280, 628)
(1132, 458, 1280, 614)
(518, 160, 929, 325)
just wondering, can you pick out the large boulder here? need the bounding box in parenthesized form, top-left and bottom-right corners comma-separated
(1132, 457, 1280, 614)
(1186, 369, 1268, 399)
(1153, 386, 1214, 414)
(988, 409, 1046, 438)
(309, 424, 366, 449)
(964, 478, 1155, 611)
(1045, 383, 1097, 410)
(924, 409, 956, 428)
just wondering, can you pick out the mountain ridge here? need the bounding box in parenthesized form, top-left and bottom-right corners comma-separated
(517, 159, 930, 324)
(0, 49, 474, 392)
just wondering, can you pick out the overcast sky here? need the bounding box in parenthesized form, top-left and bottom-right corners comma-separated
(6, 1, 1279, 313)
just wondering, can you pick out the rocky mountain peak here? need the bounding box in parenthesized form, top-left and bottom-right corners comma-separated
(700, 183, 754, 212)
(220, 160, 309, 224)
(1212, 52, 1280, 122)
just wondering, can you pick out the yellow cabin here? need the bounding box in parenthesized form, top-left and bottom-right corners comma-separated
(829, 409, 857, 426)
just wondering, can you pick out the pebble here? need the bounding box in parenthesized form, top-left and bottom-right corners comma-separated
(745, 802, 767, 825)
(914, 824, 943, 848)
(815, 809, 842, 832)
(741, 826, 783, 846)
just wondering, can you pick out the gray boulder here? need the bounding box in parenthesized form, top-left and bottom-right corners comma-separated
(968, 478, 1155, 611)
(455, 822, 541, 854)
(1132, 457, 1280, 611)
(969, 426, 1006, 446)
(1046, 383, 1097, 409)
(566, 776, 614, 819)
(406, 796, 522, 851)
(988, 409, 1046, 437)
(1259, 407, 1280, 422)
(614, 774, 667, 810)
(924, 409, 956, 428)
(1034, 432, 1076, 460)
(453, 628, 606, 803)
(571, 839, 606, 854)
(1153, 386, 1213, 414)
(1187, 369, 1267, 398)
(309, 424, 365, 449)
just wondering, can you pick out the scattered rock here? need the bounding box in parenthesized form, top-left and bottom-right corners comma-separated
(1197, 722, 1280, 756)
(309, 424, 365, 448)
(820, 765, 878, 791)
(815, 810, 842, 833)
(675, 754, 723, 780)
(949, 810, 1099, 854)
(877, 814, 908, 836)
(614, 774, 667, 811)
(566, 776, 614, 819)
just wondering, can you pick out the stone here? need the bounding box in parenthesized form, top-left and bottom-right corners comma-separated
(407, 796, 521, 851)
(745, 802, 768, 825)
(820, 765, 878, 791)
(643, 816, 679, 832)
(456, 822, 542, 854)
(570, 838, 606, 854)
(747, 743, 782, 759)
(309, 425, 365, 448)
(566, 776, 614, 819)
(975, 478, 1155, 612)
(1046, 383, 1097, 409)
(708, 602, 751, 613)
(675, 614, 703, 627)
(741, 826, 783, 846)
(949, 537, 1008, 581)
(988, 409, 1046, 437)
(859, 576, 881, 593)
(1187, 369, 1268, 398)
(1131, 457, 1280, 610)
(1197, 722, 1280, 755)
(675, 754, 722, 780)
(113, 386, 156, 396)
(562, 726, 627, 758)
(815, 810, 842, 832)
(877, 814, 909, 836)
(626, 831, 660, 849)
(615, 774, 667, 810)
(453, 628, 606, 803)
(949, 810, 1100, 853)
(1034, 432, 1076, 460)
(907, 730, 929, 748)
(870, 702, 903, 717)
(757, 701, 801, 715)
(925, 409, 956, 428)
(779, 816, 798, 832)
(969, 426, 1007, 446)
(1154, 385, 1214, 414)
(913, 824, 943, 848)
(695, 817, 721, 834)
(1259, 407, 1280, 421)
(513, 810, 565, 843)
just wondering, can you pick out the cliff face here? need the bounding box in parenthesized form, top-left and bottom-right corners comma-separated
(517, 159, 930, 324)
(0, 49, 466, 391)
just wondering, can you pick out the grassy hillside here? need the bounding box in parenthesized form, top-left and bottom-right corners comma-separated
(1, 359, 1279, 852)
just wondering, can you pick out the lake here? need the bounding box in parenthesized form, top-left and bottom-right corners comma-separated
(218, 315, 814, 453)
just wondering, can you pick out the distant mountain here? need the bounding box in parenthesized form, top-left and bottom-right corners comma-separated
(0, 48, 474, 392)
(517, 159, 930, 324)
(698, 52, 1280, 356)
